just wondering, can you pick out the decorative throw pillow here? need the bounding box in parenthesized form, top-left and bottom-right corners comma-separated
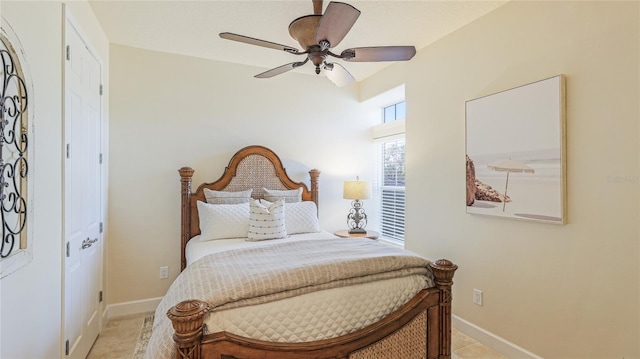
(260, 199, 320, 235)
(248, 198, 287, 241)
(204, 188, 252, 204)
(197, 201, 249, 241)
(263, 187, 303, 203)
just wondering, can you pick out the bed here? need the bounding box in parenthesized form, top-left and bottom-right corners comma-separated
(148, 145, 457, 359)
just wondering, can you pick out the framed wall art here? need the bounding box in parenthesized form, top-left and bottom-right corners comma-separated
(465, 75, 566, 224)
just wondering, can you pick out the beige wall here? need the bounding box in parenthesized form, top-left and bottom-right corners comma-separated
(361, 1, 639, 358)
(107, 45, 378, 304)
(0, 1, 109, 358)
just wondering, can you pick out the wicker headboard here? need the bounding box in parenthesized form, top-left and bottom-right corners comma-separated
(178, 145, 320, 270)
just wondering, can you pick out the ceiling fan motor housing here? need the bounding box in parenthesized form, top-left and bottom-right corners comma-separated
(288, 15, 322, 50)
(289, 15, 329, 74)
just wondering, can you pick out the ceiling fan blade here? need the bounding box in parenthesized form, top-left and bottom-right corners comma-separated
(220, 32, 299, 54)
(324, 62, 355, 87)
(341, 46, 417, 62)
(255, 61, 306, 79)
(315, 2, 360, 49)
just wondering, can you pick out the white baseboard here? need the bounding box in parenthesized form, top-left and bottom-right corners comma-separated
(452, 315, 542, 359)
(106, 297, 162, 319)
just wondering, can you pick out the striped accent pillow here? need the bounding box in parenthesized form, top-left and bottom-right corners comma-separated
(248, 198, 287, 241)
(260, 200, 320, 235)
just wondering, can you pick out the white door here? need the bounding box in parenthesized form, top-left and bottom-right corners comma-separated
(63, 18, 103, 359)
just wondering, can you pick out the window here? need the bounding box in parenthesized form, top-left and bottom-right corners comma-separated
(380, 139, 405, 241)
(372, 100, 406, 243)
(0, 20, 33, 278)
(383, 101, 406, 123)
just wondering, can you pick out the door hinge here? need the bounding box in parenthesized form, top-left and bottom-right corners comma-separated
(66, 45, 70, 61)
(65, 339, 70, 355)
(99, 290, 103, 303)
(99, 153, 103, 164)
(99, 84, 103, 96)
(66, 144, 70, 159)
(66, 242, 70, 257)
(99, 222, 103, 233)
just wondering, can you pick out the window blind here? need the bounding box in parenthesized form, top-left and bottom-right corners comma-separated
(380, 139, 405, 241)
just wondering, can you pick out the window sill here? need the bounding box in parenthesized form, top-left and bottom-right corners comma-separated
(1, 248, 33, 279)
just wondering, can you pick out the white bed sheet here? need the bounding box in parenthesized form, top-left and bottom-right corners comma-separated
(183, 232, 430, 343)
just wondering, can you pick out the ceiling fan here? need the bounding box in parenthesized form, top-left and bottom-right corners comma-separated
(219, 0, 416, 87)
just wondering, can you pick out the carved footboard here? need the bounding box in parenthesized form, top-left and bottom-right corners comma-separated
(167, 259, 457, 359)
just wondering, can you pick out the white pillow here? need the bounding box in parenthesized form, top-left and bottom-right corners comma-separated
(197, 201, 249, 241)
(260, 200, 320, 235)
(248, 199, 287, 241)
(263, 187, 302, 203)
(204, 188, 252, 204)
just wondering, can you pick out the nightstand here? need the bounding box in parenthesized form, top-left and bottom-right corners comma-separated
(333, 230, 380, 240)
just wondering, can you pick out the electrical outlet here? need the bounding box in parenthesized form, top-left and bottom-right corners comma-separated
(160, 266, 169, 279)
(473, 289, 483, 306)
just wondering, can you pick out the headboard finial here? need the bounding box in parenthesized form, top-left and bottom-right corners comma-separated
(179, 167, 195, 181)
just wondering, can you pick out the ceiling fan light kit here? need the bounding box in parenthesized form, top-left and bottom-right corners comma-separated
(219, 0, 416, 87)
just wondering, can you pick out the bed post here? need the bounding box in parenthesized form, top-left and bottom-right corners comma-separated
(179, 167, 195, 271)
(429, 259, 458, 359)
(167, 300, 210, 359)
(309, 169, 320, 208)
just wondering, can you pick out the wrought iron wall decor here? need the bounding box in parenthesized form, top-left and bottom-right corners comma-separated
(0, 31, 29, 259)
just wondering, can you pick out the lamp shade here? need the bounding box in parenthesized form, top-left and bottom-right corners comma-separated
(343, 180, 372, 200)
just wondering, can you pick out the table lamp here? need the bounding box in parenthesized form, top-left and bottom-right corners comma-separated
(343, 177, 372, 234)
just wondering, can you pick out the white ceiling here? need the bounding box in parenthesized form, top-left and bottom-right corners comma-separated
(89, 0, 506, 82)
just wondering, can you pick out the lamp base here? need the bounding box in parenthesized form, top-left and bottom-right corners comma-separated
(348, 228, 367, 234)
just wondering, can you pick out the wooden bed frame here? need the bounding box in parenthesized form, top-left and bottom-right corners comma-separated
(170, 145, 458, 359)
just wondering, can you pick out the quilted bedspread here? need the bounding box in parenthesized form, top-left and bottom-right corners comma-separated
(145, 238, 434, 359)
